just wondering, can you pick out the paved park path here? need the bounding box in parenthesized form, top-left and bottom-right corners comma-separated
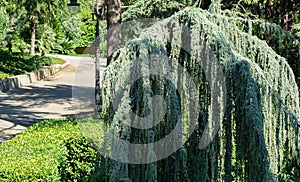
(0, 55, 106, 143)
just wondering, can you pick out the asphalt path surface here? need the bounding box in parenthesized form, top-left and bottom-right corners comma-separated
(0, 55, 106, 143)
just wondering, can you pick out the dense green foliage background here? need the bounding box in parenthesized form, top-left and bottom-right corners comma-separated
(0, 0, 99, 55)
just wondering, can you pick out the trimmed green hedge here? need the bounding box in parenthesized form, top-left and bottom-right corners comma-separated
(0, 49, 53, 77)
(0, 119, 101, 181)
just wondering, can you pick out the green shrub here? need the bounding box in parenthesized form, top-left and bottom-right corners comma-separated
(0, 71, 10, 80)
(0, 49, 27, 75)
(0, 118, 101, 182)
(56, 38, 77, 55)
(0, 49, 54, 76)
(25, 56, 52, 71)
(61, 137, 97, 181)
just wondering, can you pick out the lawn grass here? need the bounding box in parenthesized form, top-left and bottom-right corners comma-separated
(50, 57, 66, 65)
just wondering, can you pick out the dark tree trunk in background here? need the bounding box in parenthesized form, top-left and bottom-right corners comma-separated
(7, 13, 15, 52)
(106, 0, 122, 66)
(30, 18, 36, 56)
(9, 13, 14, 29)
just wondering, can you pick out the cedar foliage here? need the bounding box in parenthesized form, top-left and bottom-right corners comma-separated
(99, 5, 300, 182)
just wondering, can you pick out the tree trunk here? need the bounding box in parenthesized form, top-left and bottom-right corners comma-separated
(30, 19, 36, 56)
(106, 0, 122, 65)
(265, 0, 271, 20)
(7, 13, 15, 52)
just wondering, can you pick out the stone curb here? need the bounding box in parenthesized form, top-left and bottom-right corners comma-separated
(0, 60, 70, 93)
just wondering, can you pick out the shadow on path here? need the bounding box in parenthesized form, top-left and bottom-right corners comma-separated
(0, 84, 95, 143)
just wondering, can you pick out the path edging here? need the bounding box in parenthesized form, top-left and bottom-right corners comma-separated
(0, 60, 70, 93)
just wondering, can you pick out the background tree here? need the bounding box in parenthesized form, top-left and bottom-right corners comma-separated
(2, 0, 21, 52)
(21, 0, 64, 55)
(0, 0, 94, 55)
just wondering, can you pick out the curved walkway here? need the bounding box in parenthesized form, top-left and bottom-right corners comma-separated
(0, 55, 106, 143)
